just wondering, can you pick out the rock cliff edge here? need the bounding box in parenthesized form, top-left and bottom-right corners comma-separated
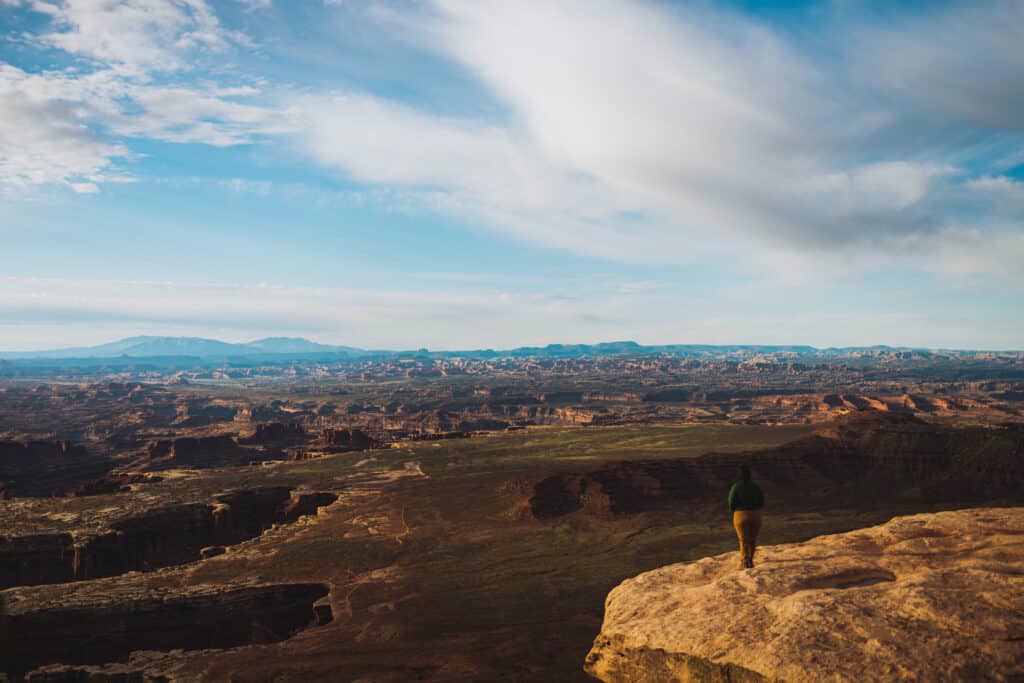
(585, 507, 1024, 682)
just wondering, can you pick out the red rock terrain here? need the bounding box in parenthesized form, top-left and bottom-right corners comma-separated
(0, 355, 1022, 681)
(528, 412, 1024, 519)
(0, 441, 114, 499)
(586, 507, 1024, 682)
(0, 487, 337, 589)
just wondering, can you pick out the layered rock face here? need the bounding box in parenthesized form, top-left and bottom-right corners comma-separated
(141, 435, 249, 469)
(0, 488, 338, 588)
(531, 414, 1024, 519)
(238, 422, 305, 444)
(585, 507, 1024, 682)
(3, 582, 332, 676)
(319, 428, 380, 451)
(0, 440, 114, 498)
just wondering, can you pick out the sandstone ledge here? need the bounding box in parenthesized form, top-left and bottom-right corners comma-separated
(585, 507, 1024, 682)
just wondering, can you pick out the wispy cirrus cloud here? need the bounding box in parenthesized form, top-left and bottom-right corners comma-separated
(292, 0, 1024, 276)
(851, 1, 1024, 134)
(0, 64, 129, 190)
(1, 0, 1022, 285)
(30, 0, 247, 74)
(0, 0, 287, 192)
(0, 63, 288, 190)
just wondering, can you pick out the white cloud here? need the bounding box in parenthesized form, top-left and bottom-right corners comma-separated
(107, 85, 292, 146)
(0, 0, 289, 192)
(37, 0, 244, 75)
(0, 2, 293, 193)
(0, 64, 128, 190)
(923, 228, 1024, 281)
(300, 94, 539, 197)
(0, 63, 286, 190)
(296, 93, 648, 258)
(2, 0, 1021, 282)
(853, 1, 1024, 132)
(811, 162, 953, 212)
(292, 0, 1024, 275)
(966, 176, 1024, 209)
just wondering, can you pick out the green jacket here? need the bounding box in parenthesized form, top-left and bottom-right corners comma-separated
(728, 480, 764, 512)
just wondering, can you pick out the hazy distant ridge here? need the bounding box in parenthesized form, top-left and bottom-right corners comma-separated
(0, 336, 362, 360)
(0, 336, 1013, 362)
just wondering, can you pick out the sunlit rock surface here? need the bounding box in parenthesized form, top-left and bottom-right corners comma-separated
(586, 507, 1024, 682)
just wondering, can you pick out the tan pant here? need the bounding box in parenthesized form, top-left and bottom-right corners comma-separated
(733, 510, 763, 567)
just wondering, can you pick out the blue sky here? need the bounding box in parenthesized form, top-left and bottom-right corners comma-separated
(1, 0, 1022, 350)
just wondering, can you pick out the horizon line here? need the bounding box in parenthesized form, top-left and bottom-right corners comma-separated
(2, 335, 1022, 357)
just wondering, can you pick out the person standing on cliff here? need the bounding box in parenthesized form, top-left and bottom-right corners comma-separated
(728, 463, 764, 569)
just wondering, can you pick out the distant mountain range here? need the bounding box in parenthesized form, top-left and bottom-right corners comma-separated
(0, 336, 365, 360)
(0, 336, 1013, 364)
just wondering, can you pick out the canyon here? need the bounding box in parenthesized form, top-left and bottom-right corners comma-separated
(0, 348, 1022, 680)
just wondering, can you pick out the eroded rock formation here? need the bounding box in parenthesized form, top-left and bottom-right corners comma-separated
(238, 422, 305, 445)
(140, 435, 249, 469)
(0, 488, 338, 588)
(585, 507, 1024, 682)
(530, 413, 1024, 518)
(0, 440, 114, 498)
(319, 428, 380, 451)
(4, 583, 332, 676)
